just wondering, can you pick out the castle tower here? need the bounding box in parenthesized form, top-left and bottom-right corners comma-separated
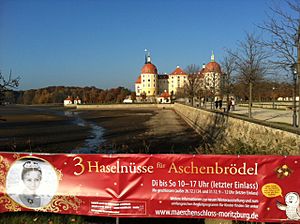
(135, 50, 158, 97)
(168, 65, 188, 95)
(203, 51, 223, 99)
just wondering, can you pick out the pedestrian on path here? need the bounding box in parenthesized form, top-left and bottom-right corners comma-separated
(219, 99, 223, 110)
(227, 99, 232, 112)
(215, 98, 219, 109)
(231, 98, 235, 111)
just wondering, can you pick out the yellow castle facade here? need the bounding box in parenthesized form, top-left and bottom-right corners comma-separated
(135, 52, 223, 102)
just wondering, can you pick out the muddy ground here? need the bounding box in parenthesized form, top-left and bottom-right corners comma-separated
(0, 105, 201, 154)
(0, 105, 203, 224)
(0, 105, 90, 153)
(81, 108, 200, 154)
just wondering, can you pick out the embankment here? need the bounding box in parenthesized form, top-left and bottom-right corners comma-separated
(173, 103, 300, 155)
(77, 103, 300, 154)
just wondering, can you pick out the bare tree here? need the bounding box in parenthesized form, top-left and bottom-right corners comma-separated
(183, 64, 202, 106)
(259, 0, 300, 68)
(0, 70, 20, 105)
(221, 52, 236, 106)
(259, 0, 300, 127)
(229, 32, 269, 118)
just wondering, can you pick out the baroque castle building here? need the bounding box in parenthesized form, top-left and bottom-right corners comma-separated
(135, 52, 223, 102)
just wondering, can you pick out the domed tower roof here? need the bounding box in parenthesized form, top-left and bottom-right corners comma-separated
(141, 50, 158, 74)
(135, 75, 141, 84)
(141, 63, 158, 74)
(204, 51, 221, 73)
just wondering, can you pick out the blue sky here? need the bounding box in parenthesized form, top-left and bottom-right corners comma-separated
(0, 0, 285, 90)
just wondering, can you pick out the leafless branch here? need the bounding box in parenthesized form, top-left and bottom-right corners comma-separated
(258, 0, 300, 69)
(182, 64, 202, 105)
(0, 70, 20, 104)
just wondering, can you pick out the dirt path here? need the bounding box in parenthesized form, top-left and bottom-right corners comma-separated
(145, 109, 187, 136)
(80, 108, 200, 154)
(136, 109, 200, 154)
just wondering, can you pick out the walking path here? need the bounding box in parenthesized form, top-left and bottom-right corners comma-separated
(230, 105, 295, 126)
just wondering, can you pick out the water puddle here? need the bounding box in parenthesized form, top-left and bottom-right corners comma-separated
(24, 107, 113, 153)
(64, 111, 106, 154)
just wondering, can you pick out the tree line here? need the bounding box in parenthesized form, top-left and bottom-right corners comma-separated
(178, 74, 296, 102)
(2, 86, 133, 105)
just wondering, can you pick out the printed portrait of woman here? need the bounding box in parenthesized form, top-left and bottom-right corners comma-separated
(6, 157, 59, 208)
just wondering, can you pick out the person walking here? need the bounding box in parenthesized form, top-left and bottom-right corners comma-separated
(227, 99, 232, 112)
(215, 98, 219, 109)
(231, 98, 235, 111)
(219, 99, 223, 110)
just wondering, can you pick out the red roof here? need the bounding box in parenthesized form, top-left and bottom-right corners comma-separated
(204, 61, 221, 73)
(169, 66, 187, 76)
(65, 96, 73, 101)
(135, 75, 141, 84)
(160, 91, 171, 98)
(141, 63, 158, 74)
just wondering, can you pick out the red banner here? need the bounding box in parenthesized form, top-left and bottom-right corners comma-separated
(0, 152, 300, 222)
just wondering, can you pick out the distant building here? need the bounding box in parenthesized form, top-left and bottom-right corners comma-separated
(168, 66, 188, 96)
(157, 90, 171, 104)
(74, 96, 82, 105)
(200, 52, 223, 100)
(134, 51, 224, 102)
(123, 98, 133, 103)
(64, 96, 81, 106)
(64, 96, 73, 106)
(135, 52, 158, 100)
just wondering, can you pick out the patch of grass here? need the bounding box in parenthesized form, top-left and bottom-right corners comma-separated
(0, 212, 205, 224)
(196, 138, 291, 156)
(0, 212, 86, 224)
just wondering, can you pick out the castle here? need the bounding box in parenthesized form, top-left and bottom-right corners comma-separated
(135, 51, 224, 103)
